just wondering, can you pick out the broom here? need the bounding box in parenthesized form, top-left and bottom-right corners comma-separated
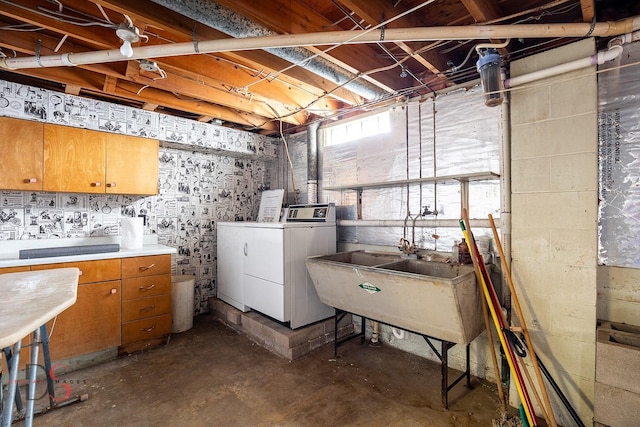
(461, 210, 534, 426)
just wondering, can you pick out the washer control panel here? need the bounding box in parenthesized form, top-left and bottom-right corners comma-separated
(285, 203, 335, 223)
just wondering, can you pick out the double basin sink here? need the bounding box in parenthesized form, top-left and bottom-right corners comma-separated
(305, 250, 484, 345)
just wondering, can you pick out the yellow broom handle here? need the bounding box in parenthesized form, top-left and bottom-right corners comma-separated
(488, 214, 557, 427)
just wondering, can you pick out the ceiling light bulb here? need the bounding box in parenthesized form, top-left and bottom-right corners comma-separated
(120, 40, 133, 58)
(116, 22, 140, 58)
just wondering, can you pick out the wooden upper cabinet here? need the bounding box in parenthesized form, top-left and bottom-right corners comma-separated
(106, 134, 159, 195)
(43, 124, 106, 193)
(42, 123, 159, 195)
(0, 117, 44, 191)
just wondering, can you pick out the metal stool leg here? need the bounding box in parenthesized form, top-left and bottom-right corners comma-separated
(1, 340, 22, 427)
(39, 325, 57, 408)
(2, 347, 24, 413)
(25, 328, 41, 427)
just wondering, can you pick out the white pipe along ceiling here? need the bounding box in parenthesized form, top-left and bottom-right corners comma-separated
(2, 17, 640, 98)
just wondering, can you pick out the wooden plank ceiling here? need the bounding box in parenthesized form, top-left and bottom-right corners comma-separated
(0, 0, 634, 135)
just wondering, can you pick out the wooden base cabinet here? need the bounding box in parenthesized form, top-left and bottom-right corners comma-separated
(120, 255, 172, 353)
(31, 259, 122, 360)
(1, 253, 173, 371)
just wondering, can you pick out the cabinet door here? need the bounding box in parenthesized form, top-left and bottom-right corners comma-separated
(0, 117, 43, 191)
(106, 134, 159, 195)
(43, 124, 106, 193)
(31, 260, 122, 359)
(47, 280, 122, 360)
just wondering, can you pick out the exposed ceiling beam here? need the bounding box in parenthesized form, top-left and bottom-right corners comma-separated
(580, 0, 595, 23)
(6, 61, 278, 132)
(211, 0, 404, 92)
(125, 62, 306, 125)
(459, 0, 502, 23)
(336, 0, 449, 77)
(92, 0, 366, 105)
(459, 0, 509, 57)
(0, 20, 304, 128)
(0, 1, 117, 49)
(65, 84, 82, 95)
(103, 75, 118, 93)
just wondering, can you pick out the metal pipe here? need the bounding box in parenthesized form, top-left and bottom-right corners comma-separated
(370, 320, 380, 346)
(307, 121, 319, 203)
(499, 91, 512, 311)
(337, 218, 492, 228)
(505, 31, 638, 89)
(2, 17, 639, 73)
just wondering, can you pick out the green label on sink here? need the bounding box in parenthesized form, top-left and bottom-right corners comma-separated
(359, 282, 381, 294)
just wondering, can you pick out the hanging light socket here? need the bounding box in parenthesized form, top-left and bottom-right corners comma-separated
(116, 22, 140, 58)
(476, 48, 504, 107)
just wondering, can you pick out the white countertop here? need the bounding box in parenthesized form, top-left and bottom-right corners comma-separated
(0, 236, 177, 268)
(0, 268, 79, 348)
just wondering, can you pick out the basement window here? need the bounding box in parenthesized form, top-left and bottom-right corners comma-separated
(325, 111, 390, 146)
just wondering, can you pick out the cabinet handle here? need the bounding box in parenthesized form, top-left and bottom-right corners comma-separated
(91, 181, 102, 187)
(110, 288, 117, 294)
(78, 270, 83, 276)
(140, 305, 155, 312)
(139, 284, 156, 291)
(140, 326, 156, 333)
(243, 243, 248, 256)
(139, 263, 156, 271)
(23, 177, 38, 183)
(106, 182, 117, 188)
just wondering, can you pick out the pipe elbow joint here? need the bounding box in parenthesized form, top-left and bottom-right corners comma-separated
(598, 44, 623, 64)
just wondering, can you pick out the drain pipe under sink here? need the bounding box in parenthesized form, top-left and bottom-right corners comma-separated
(392, 327, 405, 339)
(370, 321, 381, 346)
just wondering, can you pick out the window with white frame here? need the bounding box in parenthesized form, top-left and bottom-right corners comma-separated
(325, 111, 390, 146)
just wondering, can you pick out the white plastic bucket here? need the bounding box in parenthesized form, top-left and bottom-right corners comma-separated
(171, 275, 195, 333)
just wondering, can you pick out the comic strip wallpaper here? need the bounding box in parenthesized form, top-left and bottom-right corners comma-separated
(0, 79, 280, 315)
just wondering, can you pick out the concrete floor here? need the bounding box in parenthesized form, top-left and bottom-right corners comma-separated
(20, 314, 512, 427)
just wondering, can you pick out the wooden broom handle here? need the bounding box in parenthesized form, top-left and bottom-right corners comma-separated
(488, 214, 557, 427)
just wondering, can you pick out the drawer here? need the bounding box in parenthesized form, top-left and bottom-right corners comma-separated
(122, 314, 171, 345)
(0, 266, 30, 274)
(32, 258, 121, 284)
(122, 294, 171, 322)
(121, 255, 171, 279)
(122, 275, 171, 300)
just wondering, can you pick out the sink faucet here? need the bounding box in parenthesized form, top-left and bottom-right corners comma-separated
(399, 213, 418, 256)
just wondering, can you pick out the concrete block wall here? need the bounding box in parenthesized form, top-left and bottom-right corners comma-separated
(597, 266, 640, 325)
(510, 39, 598, 425)
(594, 322, 640, 427)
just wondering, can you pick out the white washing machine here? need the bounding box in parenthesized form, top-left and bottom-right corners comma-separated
(217, 203, 336, 329)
